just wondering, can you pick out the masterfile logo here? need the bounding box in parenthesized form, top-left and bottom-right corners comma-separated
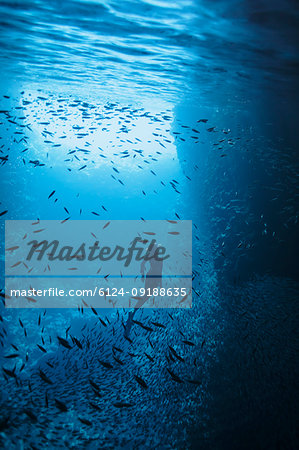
(25, 237, 170, 267)
(5, 220, 192, 308)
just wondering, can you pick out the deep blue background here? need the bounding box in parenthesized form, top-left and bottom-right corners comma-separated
(0, 1, 298, 448)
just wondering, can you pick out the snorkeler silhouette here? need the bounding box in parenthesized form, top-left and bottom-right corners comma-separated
(125, 241, 163, 336)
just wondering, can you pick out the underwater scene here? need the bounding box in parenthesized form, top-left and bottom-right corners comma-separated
(0, 0, 298, 448)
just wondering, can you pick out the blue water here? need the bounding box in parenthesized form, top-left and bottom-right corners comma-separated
(0, 1, 298, 449)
